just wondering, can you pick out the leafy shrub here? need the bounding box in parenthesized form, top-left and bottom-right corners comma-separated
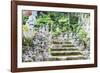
(22, 37, 33, 47)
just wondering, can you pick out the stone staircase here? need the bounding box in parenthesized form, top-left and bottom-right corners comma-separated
(49, 39, 88, 61)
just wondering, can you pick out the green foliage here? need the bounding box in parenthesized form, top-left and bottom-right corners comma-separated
(36, 12, 69, 37)
(22, 24, 30, 32)
(23, 16, 29, 25)
(22, 37, 33, 46)
(78, 28, 88, 40)
(77, 28, 89, 49)
(22, 11, 90, 46)
(70, 15, 78, 24)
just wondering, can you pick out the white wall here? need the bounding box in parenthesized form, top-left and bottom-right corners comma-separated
(0, 0, 99, 73)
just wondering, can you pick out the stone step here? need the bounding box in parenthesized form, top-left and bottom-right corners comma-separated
(62, 44, 74, 47)
(49, 56, 86, 61)
(52, 41, 72, 44)
(66, 57, 87, 60)
(53, 46, 76, 49)
(53, 44, 75, 48)
(51, 55, 84, 58)
(51, 51, 83, 53)
(51, 52, 83, 56)
(51, 48, 79, 51)
(52, 43, 74, 45)
(50, 40, 86, 60)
